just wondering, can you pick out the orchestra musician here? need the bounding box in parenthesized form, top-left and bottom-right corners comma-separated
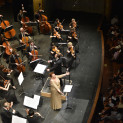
(54, 18, 64, 31)
(66, 42, 76, 70)
(67, 28, 78, 45)
(50, 43, 63, 59)
(50, 28, 63, 42)
(69, 18, 77, 30)
(9, 49, 26, 75)
(17, 10, 23, 24)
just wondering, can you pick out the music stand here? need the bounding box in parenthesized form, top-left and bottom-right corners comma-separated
(12, 115, 27, 123)
(25, 22, 37, 26)
(23, 95, 40, 109)
(16, 44, 26, 51)
(34, 64, 47, 85)
(18, 72, 27, 96)
(4, 25, 13, 32)
(63, 85, 73, 109)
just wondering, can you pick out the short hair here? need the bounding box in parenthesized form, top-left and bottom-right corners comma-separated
(49, 72, 54, 77)
(28, 109, 34, 116)
(67, 42, 73, 47)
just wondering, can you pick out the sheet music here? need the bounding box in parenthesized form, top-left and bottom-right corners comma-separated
(12, 115, 27, 123)
(18, 72, 24, 85)
(34, 64, 47, 74)
(23, 95, 40, 109)
(63, 85, 73, 92)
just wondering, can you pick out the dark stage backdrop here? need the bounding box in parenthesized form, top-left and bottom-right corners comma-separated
(13, 0, 34, 21)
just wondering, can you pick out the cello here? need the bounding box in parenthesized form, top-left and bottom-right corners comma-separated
(12, 50, 26, 73)
(1, 40, 13, 56)
(0, 15, 16, 39)
(38, 3, 51, 34)
(21, 4, 33, 35)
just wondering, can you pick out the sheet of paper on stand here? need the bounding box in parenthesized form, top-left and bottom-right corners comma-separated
(12, 115, 27, 123)
(34, 63, 47, 74)
(23, 95, 40, 109)
(18, 72, 24, 85)
(63, 85, 73, 92)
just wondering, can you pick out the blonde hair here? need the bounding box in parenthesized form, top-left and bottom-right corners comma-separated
(67, 42, 73, 47)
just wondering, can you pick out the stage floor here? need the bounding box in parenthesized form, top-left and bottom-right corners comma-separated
(0, 5, 102, 123)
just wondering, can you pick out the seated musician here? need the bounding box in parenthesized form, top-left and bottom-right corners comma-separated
(9, 49, 26, 76)
(69, 18, 77, 30)
(50, 43, 63, 59)
(67, 28, 78, 45)
(54, 18, 64, 31)
(50, 28, 63, 42)
(66, 42, 76, 70)
(1, 39, 13, 64)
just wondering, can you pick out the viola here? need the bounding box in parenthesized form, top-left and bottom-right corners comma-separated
(0, 15, 16, 39)
(52, 45, 63, 56)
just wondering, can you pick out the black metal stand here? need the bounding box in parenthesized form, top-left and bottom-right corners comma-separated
(19, 84, 28, 96)
(65, 92, 72, 109)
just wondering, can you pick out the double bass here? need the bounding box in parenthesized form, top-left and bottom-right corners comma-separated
(38, 3, 51, 34)
(0, 15, 16, 39)
(21, 4, 33, 35)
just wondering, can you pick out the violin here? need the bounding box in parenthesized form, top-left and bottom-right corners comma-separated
(37, 3, 51, 34)
(1, 41, 13, 55)
(0, 15, 16, 39)
(21, 4, 33, 35)
(57, 22, 63, 30)
(0, 64, 12, 74)
(0, 74, 10, 86)
(51, 45, 63, 56)
(72, 31, 77, 39)
(69, 47, 75, 58)
(12, 51, 26, 72)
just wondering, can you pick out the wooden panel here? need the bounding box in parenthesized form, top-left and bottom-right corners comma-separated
(33, 0, 42, 14)
(0, 0, 5, 6)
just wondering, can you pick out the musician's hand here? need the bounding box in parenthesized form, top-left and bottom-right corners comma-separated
(48, 60, 52, 63)
(29, 52, 32, 56)
(12, 86, 16, 90)
(12, 109, 16, 114)
(15, 63, 19, 66)
(47, 69, 50, 72)
(67, 50, 70, 53)
(66, 71, 70, 76)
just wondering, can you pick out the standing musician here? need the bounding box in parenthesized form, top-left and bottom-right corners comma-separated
(54, 18, 64, 31)
(50, 28, 63, 42)
(66, 42, 76, 70)
(17, 10, 23, 24)
(69, 18, 77, 30)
